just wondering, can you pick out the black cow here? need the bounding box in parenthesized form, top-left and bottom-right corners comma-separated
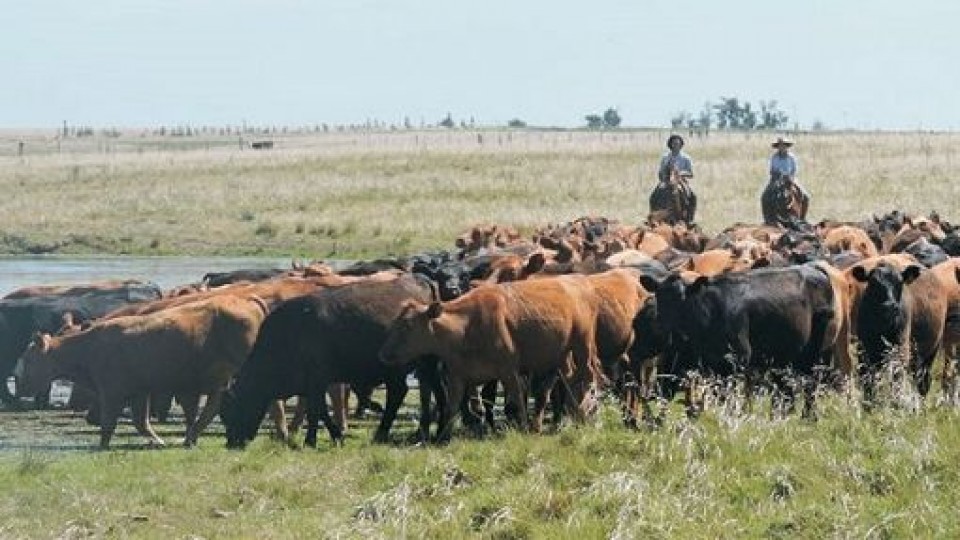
(639, 264, 836, 417)
(900, 237, 949, 268)
(0, 283, 163, 406)
(201, 269, 287, 287)
(219, 274, 437, 448)
(851, 262, 948, 404)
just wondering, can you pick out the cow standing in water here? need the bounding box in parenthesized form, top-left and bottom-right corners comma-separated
(15, 295, 268, 448)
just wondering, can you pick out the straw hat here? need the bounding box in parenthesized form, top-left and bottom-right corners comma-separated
(771, 136, 794, 148)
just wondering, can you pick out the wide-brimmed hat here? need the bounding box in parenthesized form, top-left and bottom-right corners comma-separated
(771, 136, 794, 148)
(666, 134, 685, 148)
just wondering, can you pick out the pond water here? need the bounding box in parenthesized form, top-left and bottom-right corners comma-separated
(0, 255, 317, 296)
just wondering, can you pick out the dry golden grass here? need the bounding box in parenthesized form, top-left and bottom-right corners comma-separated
(0, 129, 958, 257)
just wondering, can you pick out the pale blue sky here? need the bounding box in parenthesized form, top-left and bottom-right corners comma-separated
(3, 1, 957, 130)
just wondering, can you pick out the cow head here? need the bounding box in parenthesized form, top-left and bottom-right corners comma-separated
(851, 263, 921, 330)
(379, 300, 444, 366)
(220, 380, 276, 450)
(638, 272, 708, 335)
(13, 333, 55, 397)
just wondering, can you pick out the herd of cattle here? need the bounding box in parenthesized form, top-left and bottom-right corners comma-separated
(4, 209, 960, 449)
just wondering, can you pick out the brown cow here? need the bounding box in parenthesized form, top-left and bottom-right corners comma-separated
(15, 294, 268, 448)
(812, 260, 854, 387)
(379, 278, 602, 439)
(930, 258, 960, 403)
(823, 225, 879, 260)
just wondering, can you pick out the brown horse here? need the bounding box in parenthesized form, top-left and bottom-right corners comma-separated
(649, 169, 696, 225)
(761, 174, 806, 228)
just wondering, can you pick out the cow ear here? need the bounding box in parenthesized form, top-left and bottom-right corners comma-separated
(425, 301, 444, 319)
(524, 253, 547, 275)
(851, 265, 870, 283)
(901, 265, 922, 284)
(637, 274, 661, 293)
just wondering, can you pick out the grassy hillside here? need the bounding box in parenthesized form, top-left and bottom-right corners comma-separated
(1, 129, 958, 257)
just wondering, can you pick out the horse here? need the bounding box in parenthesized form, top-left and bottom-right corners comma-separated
(649, 169, 696, 226)
(761, 173, 807, 229)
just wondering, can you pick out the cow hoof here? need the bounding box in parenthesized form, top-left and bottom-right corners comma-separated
(332, 438, 345, 448)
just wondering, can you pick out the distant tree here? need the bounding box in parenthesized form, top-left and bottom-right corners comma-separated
(507, 118, 527, 128)
(759, 100, 789, 129)
(671, 111, 692, 130)
(439, 113, 455, 128)
(602, 108, 622, 128)
(698, 102, 713, 133)
(811, 119, 827, 131)
(585, 114, 604, 129)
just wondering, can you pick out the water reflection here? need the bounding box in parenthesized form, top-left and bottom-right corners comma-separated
(0, 255, 298, 296)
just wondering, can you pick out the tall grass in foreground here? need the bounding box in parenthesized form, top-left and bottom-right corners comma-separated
(2, 391, 960, 538)
(0, 130, 957, 257)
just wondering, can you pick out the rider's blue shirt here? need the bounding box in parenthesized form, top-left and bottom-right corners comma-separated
(769, 152, 798, 178)
(658, 151, 693, 182)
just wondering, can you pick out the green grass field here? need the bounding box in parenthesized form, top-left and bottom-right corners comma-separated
(2, 391, 960, 539)
(2, 128, 960, 538)
(1, 129, 959, 258)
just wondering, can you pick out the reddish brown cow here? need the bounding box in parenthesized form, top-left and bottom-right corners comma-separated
(15, 294, 268, 448)
(812, 261, 854, 386)
(379, 278, 603, 439)
(930, 258, 960, 402)
(823, 225, 879, 260)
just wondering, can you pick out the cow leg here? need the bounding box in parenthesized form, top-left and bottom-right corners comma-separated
(327, 384, 348, 433)
(501, 372, 527, 431)
(287, 397, 306, 434)
(96, 391, 125, 450)
(150, 392, 174, 423)
(942, 344, 959, 406)
(267, 400, 291, 442)
(184, 391, 225, 447)
(529, 372, 557, 433)
(130, 393, 165, 447)
(373, 376, 408, 443)
(303, 390, 342, 448)
(415, 362, 446, 443)
(479, 381, 498, 432)
(915, 351, 937, 399)
(437, 377, 466, 444)
(179, 393, 200, 429)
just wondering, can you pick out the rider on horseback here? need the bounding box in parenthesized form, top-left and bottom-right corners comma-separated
(652, 134, 697, 223)
(768, 136, 810, 219)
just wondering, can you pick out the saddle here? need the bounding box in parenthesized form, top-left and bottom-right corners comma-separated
(649, 169, 695, 225)
(762, 174, 805, 228)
